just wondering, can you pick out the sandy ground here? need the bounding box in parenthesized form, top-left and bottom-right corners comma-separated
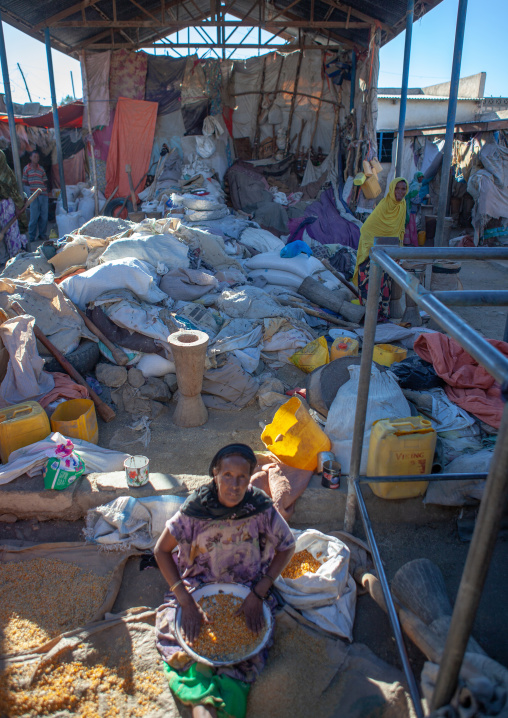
(0, 246, 506, 703)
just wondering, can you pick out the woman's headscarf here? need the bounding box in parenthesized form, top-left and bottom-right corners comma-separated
(353, 177, 408, 283)
(181, 444, 272, 520)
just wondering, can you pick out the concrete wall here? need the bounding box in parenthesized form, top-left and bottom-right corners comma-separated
(377, 98, 480, 131)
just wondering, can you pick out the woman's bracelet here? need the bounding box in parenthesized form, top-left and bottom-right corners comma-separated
(170, 579, 183, 593)
(262, 574, 275, 584)
(252, 586, 265, 601)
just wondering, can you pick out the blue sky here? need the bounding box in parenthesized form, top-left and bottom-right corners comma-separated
(0, 0, 505, 105)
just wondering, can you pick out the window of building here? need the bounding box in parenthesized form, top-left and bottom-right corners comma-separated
(377, 132, 395, 163)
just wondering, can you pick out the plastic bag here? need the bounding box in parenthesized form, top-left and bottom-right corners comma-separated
(424, 448, 492, 506)
(43, 438, 85, 491)
(280, 240, 312, 258)
(137, 354, 176, 378)
(391, 355, 443, 390)
(274, 529, 356, 640)
(290, 336, 329, 373)
(325, 364, 410, 474)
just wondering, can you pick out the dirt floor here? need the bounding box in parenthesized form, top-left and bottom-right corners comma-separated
(1, 246, 507, 705)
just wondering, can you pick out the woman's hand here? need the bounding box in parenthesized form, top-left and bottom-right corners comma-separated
(180, 594, 210, 644)
(235, 592, 265, 634)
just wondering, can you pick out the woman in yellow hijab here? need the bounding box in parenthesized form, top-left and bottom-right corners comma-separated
(353, 177, 408, 321)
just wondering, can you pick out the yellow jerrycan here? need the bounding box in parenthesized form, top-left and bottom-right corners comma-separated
(366, 416, 436, 499)
(261, 397, 331, 472)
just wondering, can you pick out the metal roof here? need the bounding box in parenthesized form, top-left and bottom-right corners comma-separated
(0, 0, 444, 57)
(378, 94, 484, 101)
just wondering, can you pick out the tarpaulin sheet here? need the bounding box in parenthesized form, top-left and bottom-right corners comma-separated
(2, 102, 84, 129)
(145, 55, 186, 115)
(105, 97, 158, 200)
(81, 51, 111, 128)
(109, 49, 148, 108)
(414, 332, 508, 429)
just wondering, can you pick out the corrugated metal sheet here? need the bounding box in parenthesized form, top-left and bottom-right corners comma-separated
(0, 0, 445, 56)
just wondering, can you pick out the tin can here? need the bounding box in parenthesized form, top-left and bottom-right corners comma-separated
(317, 451, 336, 474)
(124, 455, 150, 487)
(321, 460, 341, 489)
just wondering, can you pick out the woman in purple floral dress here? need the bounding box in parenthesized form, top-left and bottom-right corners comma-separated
(154, 444, 295, 718)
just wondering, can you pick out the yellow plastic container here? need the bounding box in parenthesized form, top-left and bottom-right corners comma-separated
(261, 397, 331, 472)
(361, 174, 382, 199)
(373, 343, 408, 367)
(331, 336, 359, 361)
(418, 230, 426, 246)
(50, 399, 99, 445)
(0, 401, 51, 463)
(367, 416, 437, 499)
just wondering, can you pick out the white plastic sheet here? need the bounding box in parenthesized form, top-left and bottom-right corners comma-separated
(244, 250, 325, 279)
(274, 529, 356, 640)
(60, 259, 167, 309)
(0, 432, 129, 486)
(101, 233, 190, 271)
(325, 365, 410, 474)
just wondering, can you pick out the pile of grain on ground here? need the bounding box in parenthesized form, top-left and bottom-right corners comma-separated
(190, 594, 265, 662)
(77, 216, 133, 239)
(281, 549, 322, 579)
(0, 558, 112, 654)
(0, 659, 167, 717)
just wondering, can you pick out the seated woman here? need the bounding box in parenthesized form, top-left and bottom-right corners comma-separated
(352, 177, 408, 321)
(155, 443, 295, 718)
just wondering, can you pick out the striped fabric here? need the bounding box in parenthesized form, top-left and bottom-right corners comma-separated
(22, 164, 47, 195)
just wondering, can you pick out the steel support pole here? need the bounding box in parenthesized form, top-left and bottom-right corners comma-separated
(433, 290, 508, 306)
(432, 403, 508, 709)
(355, 481, 424, 718)
(0, 13, 23, 193)
(349, 50, 356, 112)
(434, 0, 468, 247)
(343, 257, 382, 533)
(395, 0, 414, 177)
(372, 249, 508, 385)
(45, 27, 67, 212)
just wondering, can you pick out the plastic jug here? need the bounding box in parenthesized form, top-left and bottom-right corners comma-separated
(330, 337, 359, 361)
(261, 397, 331, 472)
(50, 399, 99, 445)
(373, 344, 407, 367)
(0, 401, 51, 463)
(366, 416, 437, 499)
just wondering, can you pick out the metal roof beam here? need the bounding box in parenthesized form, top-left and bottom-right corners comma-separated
(34, 0, 101, 31)
(84, 41, 336, 49)
(317, 0, 393, 35)
(53, 18, 369, 27)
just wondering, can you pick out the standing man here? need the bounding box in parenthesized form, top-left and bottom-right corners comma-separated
(22, 150, 48, 243)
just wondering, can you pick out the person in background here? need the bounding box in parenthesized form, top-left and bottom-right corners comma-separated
(0, 151, 28, 261)
(22, 150, 48, 243)
(352, 177, 408, 321)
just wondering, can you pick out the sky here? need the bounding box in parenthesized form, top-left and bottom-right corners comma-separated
(0, 0, 505, 106)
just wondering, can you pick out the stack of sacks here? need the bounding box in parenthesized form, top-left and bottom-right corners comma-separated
(172, 192, 229, 223)
(244, 250, 340, 291)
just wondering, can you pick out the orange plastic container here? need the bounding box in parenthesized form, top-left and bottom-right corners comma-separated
(0, 401, 50, 463)
(50, 399, 98, 445)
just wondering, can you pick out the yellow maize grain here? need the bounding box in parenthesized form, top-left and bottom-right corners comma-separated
(0, 558, 112, 654)
(0, 660, 166, 717)
(189, 593, 265, 662)
(281, 549, 323, 579)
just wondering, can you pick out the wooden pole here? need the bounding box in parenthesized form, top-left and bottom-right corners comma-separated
(253, 55, 267, 160)
(285, 49, 304, 155)
(81, 50, 99, 216)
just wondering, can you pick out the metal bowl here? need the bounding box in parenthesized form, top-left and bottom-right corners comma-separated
(174, 582, 273, 667)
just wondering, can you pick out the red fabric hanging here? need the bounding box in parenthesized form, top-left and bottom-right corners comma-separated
(105, 97, 158, 200)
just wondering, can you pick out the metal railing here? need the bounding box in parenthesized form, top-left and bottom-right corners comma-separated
(344, 243, 508, 715)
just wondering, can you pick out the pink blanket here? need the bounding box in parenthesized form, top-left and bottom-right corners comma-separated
(414, 333, 508, 429)
(250, 453, 313, 521)
(39, 372, 89, 409)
